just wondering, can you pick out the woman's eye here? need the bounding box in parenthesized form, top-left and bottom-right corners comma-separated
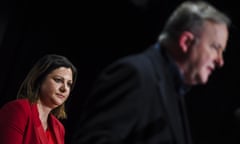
(67, 83, 72, 88)
(54, 78, 62, 83)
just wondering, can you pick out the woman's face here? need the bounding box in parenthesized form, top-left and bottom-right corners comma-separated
(39, 67, 73, 109)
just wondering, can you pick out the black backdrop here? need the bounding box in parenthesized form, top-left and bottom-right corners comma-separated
(0, 0, 239, 143)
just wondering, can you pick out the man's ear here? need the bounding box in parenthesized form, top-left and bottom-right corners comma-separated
(179, 31, 195, 53)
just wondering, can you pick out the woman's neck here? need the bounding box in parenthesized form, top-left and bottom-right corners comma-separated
(37, 101, 52, 131)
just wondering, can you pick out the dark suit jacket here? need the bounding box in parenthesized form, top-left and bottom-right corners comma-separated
(72, 43, 192, 144)
(0, 99, 65, 144)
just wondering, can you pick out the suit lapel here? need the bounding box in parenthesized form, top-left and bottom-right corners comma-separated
(159, 76, 186, 144)
(49, 115, 63, 144)
(31, 103, 49, 144)
(146, 44, 188, 144)
(179, 96, 192, 144)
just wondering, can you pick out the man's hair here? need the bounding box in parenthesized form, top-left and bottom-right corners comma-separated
(159, 1, 231, 44)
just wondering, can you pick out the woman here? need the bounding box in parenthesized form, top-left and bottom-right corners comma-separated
(0, 54, 77, 144)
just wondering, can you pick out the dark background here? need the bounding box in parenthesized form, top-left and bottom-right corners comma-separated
(0, 0, 239, 143)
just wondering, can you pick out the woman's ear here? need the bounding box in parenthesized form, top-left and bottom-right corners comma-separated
(179, 31, 195, 53)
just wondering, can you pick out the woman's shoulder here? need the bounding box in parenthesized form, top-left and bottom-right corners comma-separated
(2, 98, 29, 107)
(50, 114, 64, 127)
(1, 99, 31, 116)
(0, 99, 32, 135)
(49, 114, 65, 136)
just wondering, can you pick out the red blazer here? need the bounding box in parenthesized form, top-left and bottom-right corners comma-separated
(0, 99, 65, 144)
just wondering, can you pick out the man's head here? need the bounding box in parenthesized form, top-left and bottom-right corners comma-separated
(159, 1, 231, 85)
